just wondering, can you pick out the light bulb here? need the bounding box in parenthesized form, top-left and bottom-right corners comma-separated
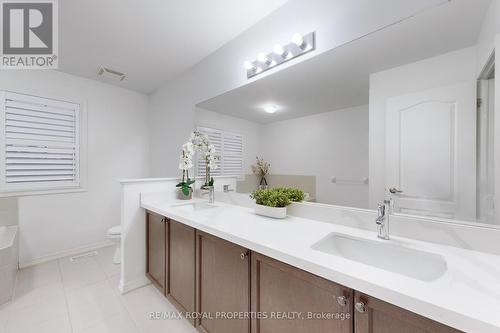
(263, 105, 278, 114)
(243, 60, 254, 70)
(273, 44, 287, 57)
(292, 33, 305, 49)
(257, 52, 269, 64)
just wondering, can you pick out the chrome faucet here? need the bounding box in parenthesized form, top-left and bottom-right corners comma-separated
(376, 199, 392, 240)
(201, 186, 215, 204)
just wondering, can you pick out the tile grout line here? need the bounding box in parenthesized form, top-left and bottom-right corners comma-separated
(110, 289, 143, 333)
(90, 248, 143, 333)
(57, 258, 75, 333)
(2, 265, 20, 331)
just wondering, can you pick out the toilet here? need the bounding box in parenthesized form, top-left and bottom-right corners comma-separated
(107, 225, 121, 264)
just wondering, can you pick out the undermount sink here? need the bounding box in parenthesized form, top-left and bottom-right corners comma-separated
(312, 233, 447, 281)
(170, 201, 218, 213)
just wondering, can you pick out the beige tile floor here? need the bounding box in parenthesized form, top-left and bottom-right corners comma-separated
(0, 246, 197, 333)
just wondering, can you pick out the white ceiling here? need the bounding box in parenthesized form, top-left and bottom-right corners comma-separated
(198, 0, 492, 123)
(58, 0, 288, 93)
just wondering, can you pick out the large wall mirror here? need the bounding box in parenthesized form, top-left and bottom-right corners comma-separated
(195, 1, 498, 226)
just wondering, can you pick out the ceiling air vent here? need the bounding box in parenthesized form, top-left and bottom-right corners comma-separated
(97, 67, 126, 81)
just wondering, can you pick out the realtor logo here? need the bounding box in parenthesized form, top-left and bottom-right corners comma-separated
(1, 0, 58, 69)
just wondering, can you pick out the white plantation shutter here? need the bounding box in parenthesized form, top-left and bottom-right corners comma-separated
(196, 127, 243, 178)
(222, 132, 243, 176)
(0, 91, 80, 192)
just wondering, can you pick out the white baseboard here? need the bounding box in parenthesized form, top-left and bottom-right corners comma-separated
(19, 240, 114, 268)
(119, 276, 151, 294)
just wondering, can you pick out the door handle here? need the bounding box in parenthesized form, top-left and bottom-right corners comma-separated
(389, 187, 403, 194)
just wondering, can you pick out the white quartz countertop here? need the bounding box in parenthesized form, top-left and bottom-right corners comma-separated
(141, 197, 500, 333)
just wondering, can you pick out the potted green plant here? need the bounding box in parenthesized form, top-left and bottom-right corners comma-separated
(250, 187, 305, 218)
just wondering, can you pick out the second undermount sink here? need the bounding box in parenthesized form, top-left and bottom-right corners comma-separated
(170, 201, 218, 213)
(312, 233, 447, 281)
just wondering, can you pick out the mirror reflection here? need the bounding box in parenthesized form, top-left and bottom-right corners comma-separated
(196, 1, 496, 225)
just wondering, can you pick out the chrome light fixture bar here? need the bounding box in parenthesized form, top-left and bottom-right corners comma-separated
(244, 31, 315, 79)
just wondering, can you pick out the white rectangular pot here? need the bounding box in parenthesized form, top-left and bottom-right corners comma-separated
(254, 204, 287, 219)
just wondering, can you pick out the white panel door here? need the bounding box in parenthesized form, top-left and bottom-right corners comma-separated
(386, 82, 476, 220)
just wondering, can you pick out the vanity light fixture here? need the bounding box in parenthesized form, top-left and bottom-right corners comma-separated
(273, 44, 288, 58)
(243, 31, 315, 79)
(263, 104, 279, 114)
(292, 33, 306, 49)
(243, 60, 255, 71)
(257, 52, 272, 65)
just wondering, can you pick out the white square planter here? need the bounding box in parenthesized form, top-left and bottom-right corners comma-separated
(254, 204, 287, 219)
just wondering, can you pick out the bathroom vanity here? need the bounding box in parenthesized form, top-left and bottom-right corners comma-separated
(140, 198, 498, 333)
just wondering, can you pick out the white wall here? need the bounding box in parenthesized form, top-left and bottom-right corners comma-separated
(0, 70, 150, 266)
(496, 35, 500, 224)
(149, 0, 445, 177)
(0, 198, 17, 227)
(195, 107, 263, 175)
(368, 47, 478, 208)
(263, 105, 369, 208)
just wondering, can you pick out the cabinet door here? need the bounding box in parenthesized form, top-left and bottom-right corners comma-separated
(168, 219, 196, 324)
(196, 231, 250, 333)
(252, 253, 353, 333)
(146, 211, 167, 294)
(354, 291, 463, 333)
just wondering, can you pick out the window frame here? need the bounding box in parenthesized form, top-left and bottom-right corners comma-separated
(0, 90, 87, 197)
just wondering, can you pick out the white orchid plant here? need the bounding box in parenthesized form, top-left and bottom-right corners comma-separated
(177, 130, 220, 195)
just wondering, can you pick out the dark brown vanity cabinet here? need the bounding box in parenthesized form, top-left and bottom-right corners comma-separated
(168, 219, 197, 324)
(146, 213, 463, 333)
(196, 231, 251, 333)
(353, 292, 462, 333)
(146, 211, 167, 294)
(252, 253, 353, 333)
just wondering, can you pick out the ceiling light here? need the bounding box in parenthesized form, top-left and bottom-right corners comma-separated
(273, 44, 288, 57)
(292, 33, 306, 49)
(263, 105, 278, 114)
(257, 52, 271, 65)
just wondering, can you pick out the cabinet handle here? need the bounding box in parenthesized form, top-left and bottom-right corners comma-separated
(355, 301, 366, 313)
(240, 252, 248, 260)
(336, 296, 348, 307)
